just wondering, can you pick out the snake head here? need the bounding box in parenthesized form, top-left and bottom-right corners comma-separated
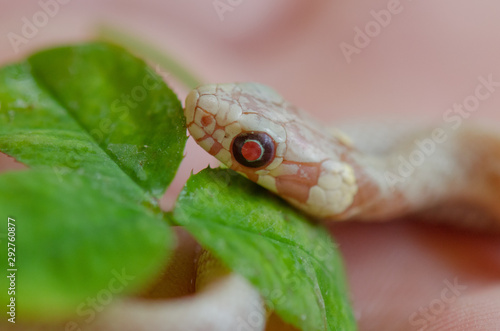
(184, 83, 288, 170)
(184, 83, 357, 218)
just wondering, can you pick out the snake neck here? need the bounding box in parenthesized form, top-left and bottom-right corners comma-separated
(337, 127, 500, 227)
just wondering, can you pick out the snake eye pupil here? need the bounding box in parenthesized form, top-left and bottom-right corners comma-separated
(232, 132, 275, 168)
(241, 140, 263, 161)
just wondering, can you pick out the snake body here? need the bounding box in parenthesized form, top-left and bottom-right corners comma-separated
(184, 83, 500, 229)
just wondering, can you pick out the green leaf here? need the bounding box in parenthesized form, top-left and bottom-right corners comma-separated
(173, 168, 356, 331)
(0, 170, 172, 320)
(0, 42, 187, 200)
(0, 42, 186, 320)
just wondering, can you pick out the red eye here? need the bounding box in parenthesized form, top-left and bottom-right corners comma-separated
(241, 140, 263, 161)
(232, 132, 275, 168)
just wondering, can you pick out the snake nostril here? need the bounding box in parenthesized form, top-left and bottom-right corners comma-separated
(201, 115, 213, 126)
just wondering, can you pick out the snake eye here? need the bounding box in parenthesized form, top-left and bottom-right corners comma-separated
(232, 132, 275, 168)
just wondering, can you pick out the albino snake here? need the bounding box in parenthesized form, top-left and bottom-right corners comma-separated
(185, 82, 500, 230)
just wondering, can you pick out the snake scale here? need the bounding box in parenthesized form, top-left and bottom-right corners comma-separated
(185, 82, 500, 230)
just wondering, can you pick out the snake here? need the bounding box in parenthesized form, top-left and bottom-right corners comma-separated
(184, 82, 500, 230)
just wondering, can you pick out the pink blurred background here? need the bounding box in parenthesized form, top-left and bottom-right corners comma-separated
(2, 0, 500, 194)
(2, 1, 500, 330)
